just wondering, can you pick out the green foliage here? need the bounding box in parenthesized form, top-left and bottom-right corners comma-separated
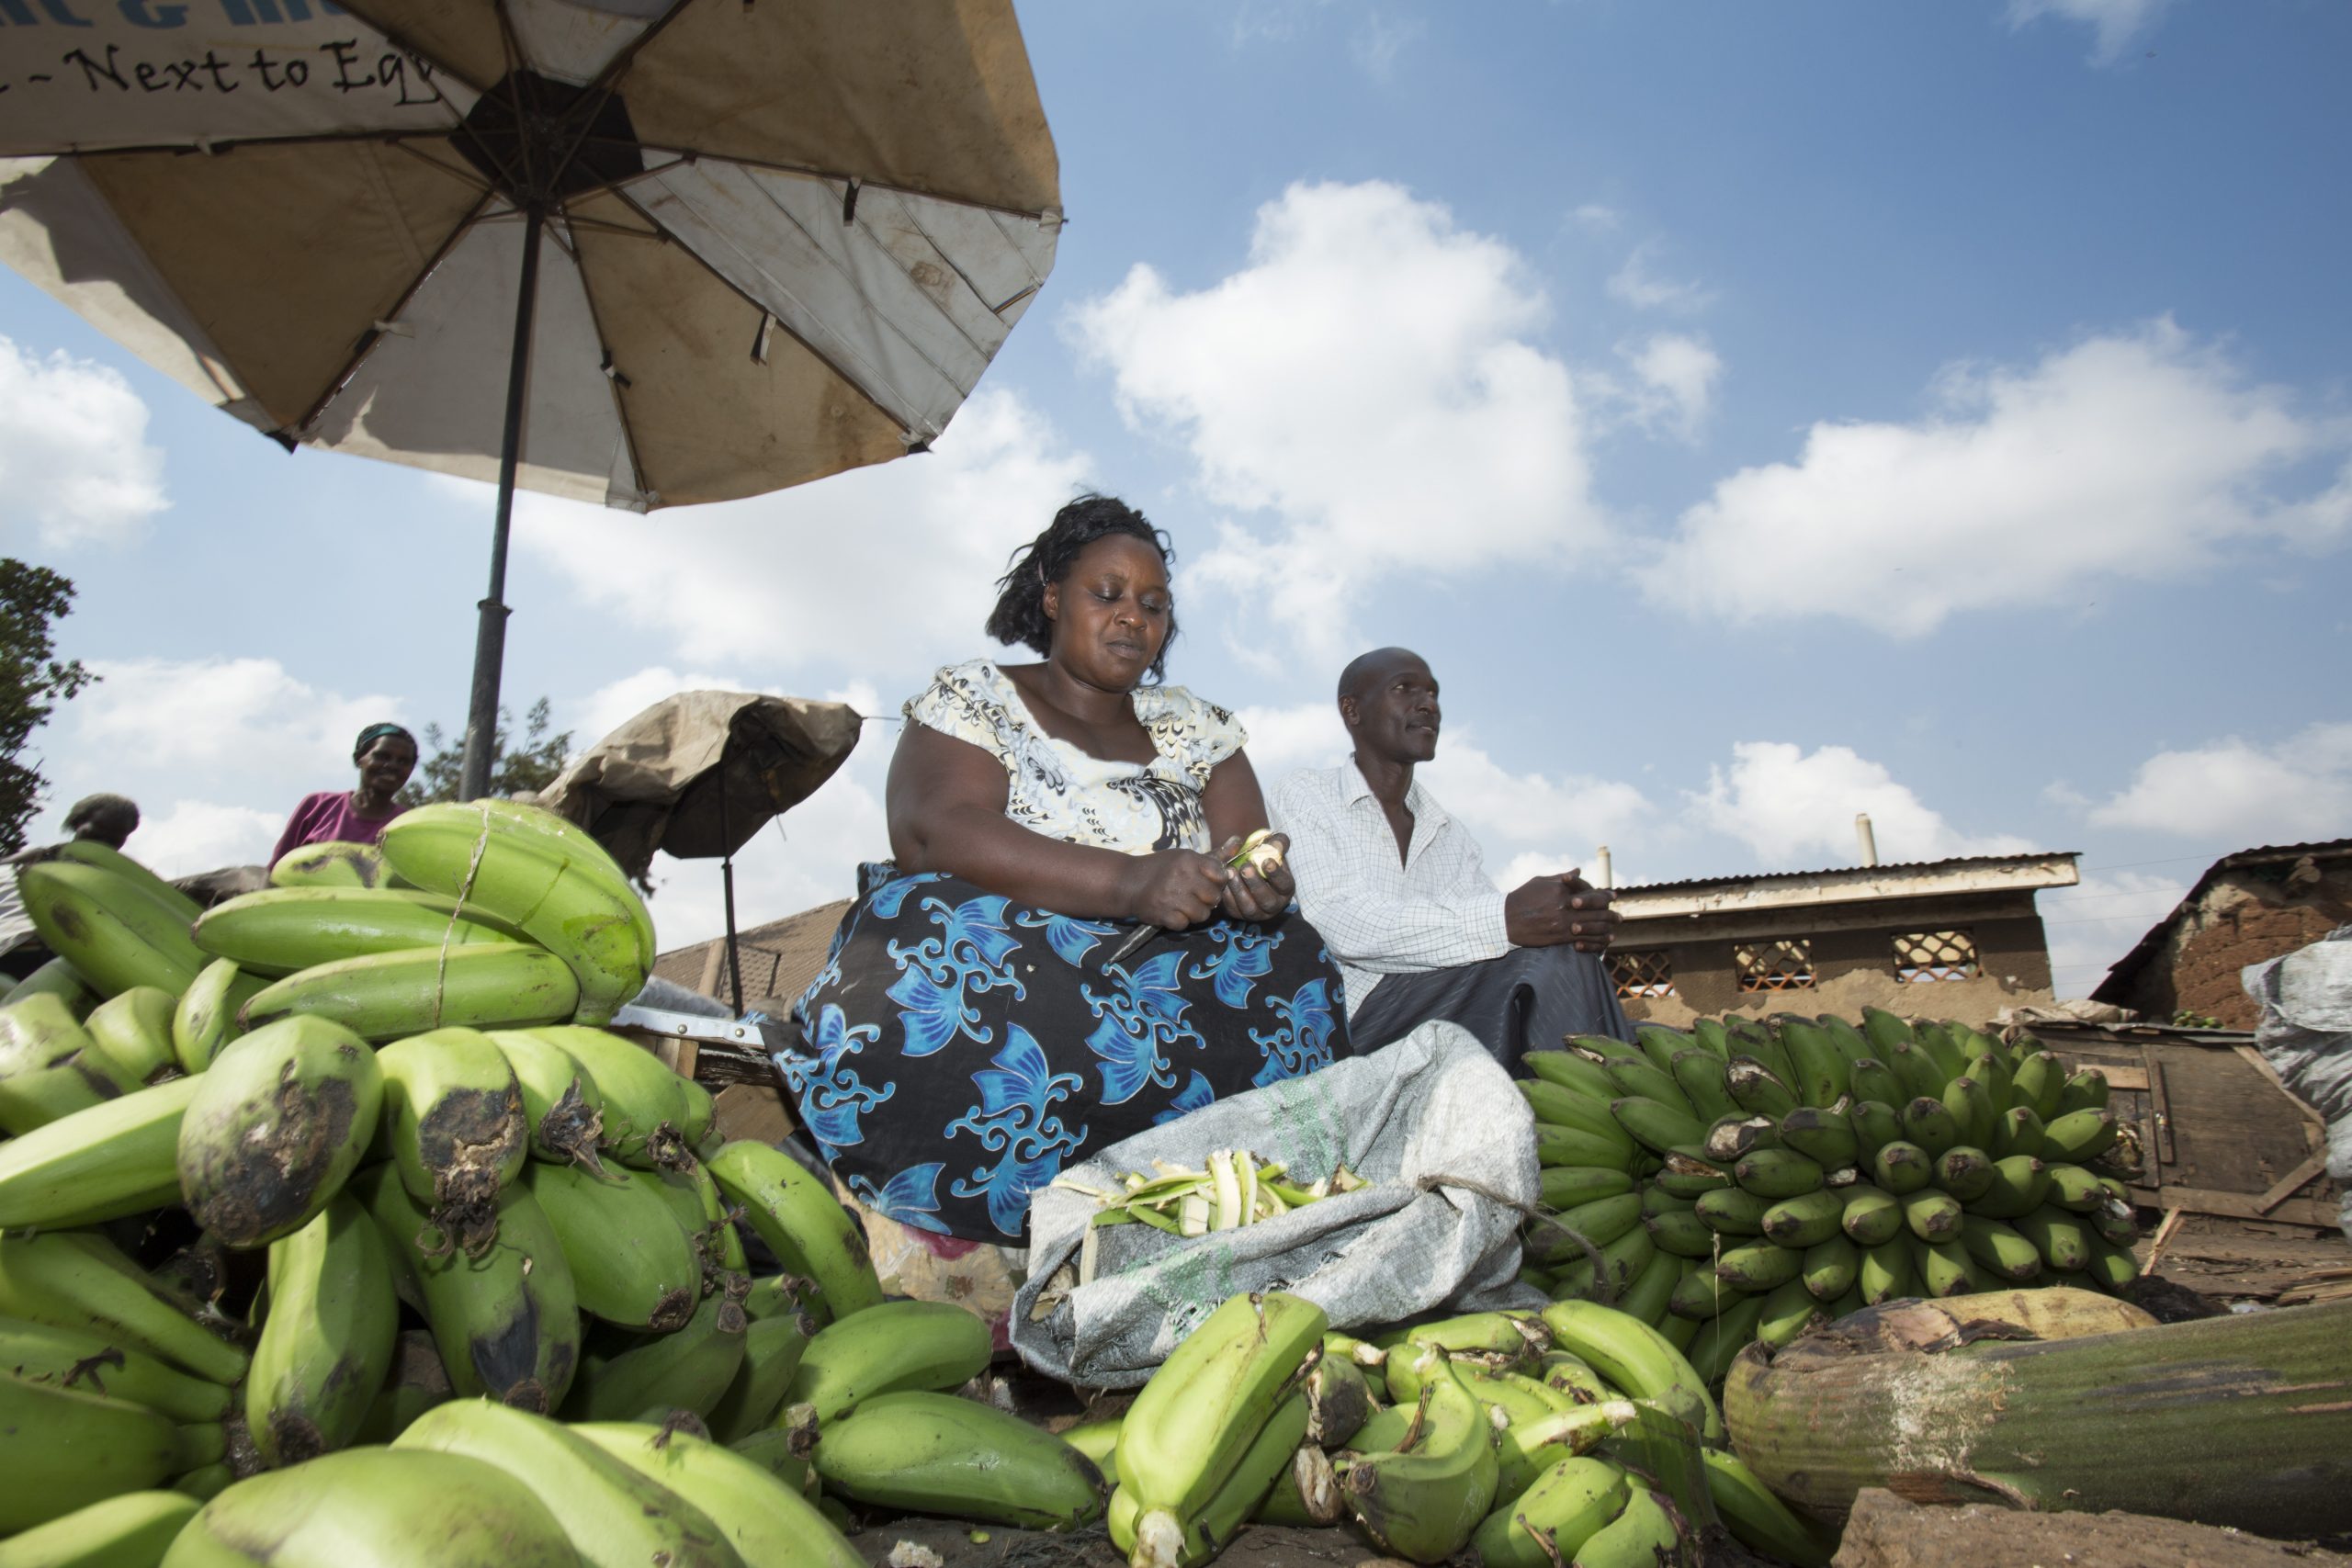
(396, 697, 572, 807)
(0, 560, 95, 856)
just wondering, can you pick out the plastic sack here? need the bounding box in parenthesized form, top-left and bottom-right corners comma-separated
(2243, 925, 2352, 1242)
(1009, 1021, 1543, 1388)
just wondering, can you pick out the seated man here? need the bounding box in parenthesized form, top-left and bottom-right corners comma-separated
(1268, 647, 1633, 1068)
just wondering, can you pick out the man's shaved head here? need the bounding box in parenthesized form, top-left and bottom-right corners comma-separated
(1337, 647, 1429, 704)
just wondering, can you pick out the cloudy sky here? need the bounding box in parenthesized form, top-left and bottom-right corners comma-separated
(4, 0, 2346, 1001)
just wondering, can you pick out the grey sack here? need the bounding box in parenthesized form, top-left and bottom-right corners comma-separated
(1009, 1021, 1544, 1388)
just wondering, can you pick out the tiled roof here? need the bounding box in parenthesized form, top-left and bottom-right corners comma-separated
(651, 898, 850, 1007)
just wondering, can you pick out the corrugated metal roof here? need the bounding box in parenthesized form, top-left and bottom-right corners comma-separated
(2090, 839, 2352, 1000)
(1616, 852, 2083, 896)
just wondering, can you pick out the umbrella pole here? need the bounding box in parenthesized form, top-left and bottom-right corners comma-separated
(719, 784, 744, 1016)
(458, 205, 546, 804)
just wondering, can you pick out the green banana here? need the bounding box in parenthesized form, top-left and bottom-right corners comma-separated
(1899, 1095, 1961, 1159)
(1588, 1054, 1694, 1119)
(2058, 1068, 2111, 1115)
(1940, 1075, 1996, 1151)
(1693, 1185, 1770, 1235)
(394, 1398, 744, 1567)
(0, 1314, 232, 1424)
(240, 944, 581, 1043)
(1547, 1224, 1656, 1304)
(1993, 1104, 2047, 1160)
(1884, 1040, 1946, 1102)
(1726, 1021, 1800, 1087)
(1687, 1291, 1768, 1385)
(728, 1418, 820, 1498)
(2015, 1205, 2095, 1272)
(1871, 1140, 1933, 1195)
(171, 1464, 233, 1503)
(44, 841, 199, 922)
(571, 1420, 865, 1568)
(1754, 1277, 1825, 1348)
(1847, 1099, 1903, 1165)
(1775, 1105, 1858, 1170)
(1538, 1165, 1634, 1209)
(379, 801, 654, 1026)
(0, 1232, 246, 1384)
(18, 860, 210, 998)
(349, 1329, 451, 1444)
(1701, 1447, 1835, 1567)
(1532, 1123, 1637, 1171)
(1702, 1113, 1775, 1165)
(1650, 1152, 1733, 1197)
(1935, 1145, 1995, 1202)
(176, 1015, 383, 1247)
(1911, 1236, 1986, 1297)
(1539, 1298, 1722, 1442)
(2, 957, 96, 1018)
(1644, 1208, 1716, 1259)
(2085, 1232, 2140, 1293)
(193, 887, 519, 976)
(815, 1388, 1108, 1529)
(171, 959, 258, 1074)
(1339, 1355, 1499, 1564)
(486, 1028, 608, 1169)
(524, 1161, 701, 1331)
(1775, 1017, 1850, 1109)
(1532, 1193, 1644, 1258)
(1848, 1057, 1904, 1110)
(1618, 1243, 1690, 1328)
(1111, 1393, 1309, 1559)
(0, 1489, 198, 1568)
(0, 1075, 198, 1228)
(1758, 1188, 1843, 1248)
(1470, 1453, 1630, 1568)
(0, 992, 141, 1134)
(0, 1375, 220, 1533)
(1724, 1058, 1797, 1121)
(82, 987, 179, 1084)
(1634, 1025, 1692, 1078)
(703, 1139, 883, 1319)
(2010, 1049, 2065, 1120)
(268, 840, 400, 890)
(1256, 1433, 1345, 1528)
(354, 1164, 579, 1413)
(1304, 1350, 1374, 1446)
(1713, 1240, 1803, 1292)
(786, 1297, 992, 1422)
(1117, 1290, 1325, 1540)
(1913, 1021, 1969, 1083)
(565, 1289, 748, 1421)
(1667, 1050, 1738, 1123)
(1970, 1154, 2052, 1219)
(706, 1308, 818, 1442)
(1521, 1080, 1635, 1153)
(2041, 1108, 2120, 1163)
(1732, 1147, 1824, 1199)
(2043, 1161, 2111, 1212)
(1801, 1234, 1859, 1301)
(246, 1194, 399, 1466)
(1607, 1096, 1707, 1157)
(530, 1026, 690, 1168)
(1958, 1214, 2044, 1282)
(163, 1447, 577, 1565)
(377, 1027, 528, 1247)
(1668, 1266, 1737, 1323)
(1524, 1050, 1620, 1102)
(1839, 1185, 1904, 1246)
(1856, 1237, 1916, 1304)
(1901, 1188, 1964, 1243)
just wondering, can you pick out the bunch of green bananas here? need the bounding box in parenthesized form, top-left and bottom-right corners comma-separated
(1517, 1007, 2143, 1382)
(1076, 1296, 1831, 1568)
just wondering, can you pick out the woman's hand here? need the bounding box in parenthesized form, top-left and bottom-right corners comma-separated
(1123, 849, 1232, 929)
(1213, 831, 1294, 923)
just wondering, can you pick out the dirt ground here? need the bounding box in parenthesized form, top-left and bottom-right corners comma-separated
(1828, 1489, 2349, 1568)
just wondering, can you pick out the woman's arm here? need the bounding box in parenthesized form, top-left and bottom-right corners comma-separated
(886, 724, 1230, 927)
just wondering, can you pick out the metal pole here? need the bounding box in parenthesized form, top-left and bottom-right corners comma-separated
(718, 784, 744, 1016)
(458, 206, 546, 803)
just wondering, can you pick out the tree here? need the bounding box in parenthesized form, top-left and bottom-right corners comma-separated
(396, 697, 572, 807)
(0, 561, 95, 857)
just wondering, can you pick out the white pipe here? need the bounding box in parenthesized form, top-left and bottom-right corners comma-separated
(1856, 813, 1879, 867)
(1593, 846, 1613, 889)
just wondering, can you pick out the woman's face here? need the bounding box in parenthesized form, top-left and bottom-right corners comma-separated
(356, 736, 418, 799)
(1044, 533, 1173, 693)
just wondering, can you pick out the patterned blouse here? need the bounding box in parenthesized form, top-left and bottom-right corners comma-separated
(903, 660, 1247, 853)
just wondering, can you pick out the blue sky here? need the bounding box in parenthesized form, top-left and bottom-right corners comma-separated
(3, 0, 2346, 1000)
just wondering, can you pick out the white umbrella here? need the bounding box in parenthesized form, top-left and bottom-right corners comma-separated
(0, 0, 1059, 796)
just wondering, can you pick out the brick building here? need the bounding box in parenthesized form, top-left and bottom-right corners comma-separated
(2091, 840, 2352, 1030)
(1606, 851, 2079, 1028)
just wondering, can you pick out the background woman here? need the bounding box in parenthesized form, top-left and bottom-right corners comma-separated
(786, 495, 1351, 1245)
(267, 723, 418, 867)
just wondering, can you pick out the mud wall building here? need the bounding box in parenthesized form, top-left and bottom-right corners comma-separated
(1607, 852, 2079, 1027)
(2091, 841, 2352, 1030)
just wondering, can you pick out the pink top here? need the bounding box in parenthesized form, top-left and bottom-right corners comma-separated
(269, 791, 401, 868)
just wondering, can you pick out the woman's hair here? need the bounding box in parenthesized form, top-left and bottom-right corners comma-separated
(984, 493, 1178, 682)
(353, 722, 418, 761)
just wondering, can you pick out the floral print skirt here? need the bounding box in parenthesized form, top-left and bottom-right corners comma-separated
(783, 868, 1352, 1243)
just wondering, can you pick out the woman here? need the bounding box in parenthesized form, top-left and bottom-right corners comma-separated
(267, 723, 419, 867)
(786, 496, 1351, 1245)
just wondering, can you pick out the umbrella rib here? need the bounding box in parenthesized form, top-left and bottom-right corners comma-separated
(582, 0, 700, 100)
(557, 212, 659, 508)
(599, 182, 917, 441)
(288, 187, 502, 439)
(630, 143, 1065, 225)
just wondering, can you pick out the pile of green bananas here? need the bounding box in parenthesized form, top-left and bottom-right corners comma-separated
(1518, 1008, 2143, 1377)
(1080, 1292, 1831, 1568)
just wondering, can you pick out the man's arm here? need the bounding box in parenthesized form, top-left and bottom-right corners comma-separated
(1271, 774, 1511, 975)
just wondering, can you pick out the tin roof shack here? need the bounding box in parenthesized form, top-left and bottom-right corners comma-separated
(653, 898, 850, 1015)
(2091, 840, 2352, 1030)
(1607, 852, 2079, 1027)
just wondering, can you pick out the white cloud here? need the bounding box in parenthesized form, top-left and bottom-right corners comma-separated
(0, 335, 168, 549)
(510, 388, 1091, 683)
(1619, 333, 1723, 440)
(2086, 722, 2352, 841)
(2007, 0, 2172, 64)
(1351, 11, 1425, 80)
(129, 801, 285, 878)
(1424, 736, 1653, 886)
(569, 667, 774, 757)
(74, 657, 401, 779)
(1070, 180, 1608, 662)
(1570, 205, 1622, 233)
(1232, 700, 1350, 787)
(2038, 869, 2190, 1000)
(1606, 243, 1716, 313)
(1690, 740, 2030, 869)
(1640, 319, 2351, 635)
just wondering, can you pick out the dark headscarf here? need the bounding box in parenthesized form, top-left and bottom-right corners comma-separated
(353, 723, 417, 760)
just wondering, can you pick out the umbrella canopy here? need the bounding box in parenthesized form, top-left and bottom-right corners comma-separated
(536, 689, 862, 881)
(0, 0, 1057, 794)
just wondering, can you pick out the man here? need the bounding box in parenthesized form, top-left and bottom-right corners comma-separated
(1268, 648, 1632, 1067)
(0, 793, 142, 977)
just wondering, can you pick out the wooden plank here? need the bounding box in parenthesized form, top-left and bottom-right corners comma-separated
(2255, 1154, 2329, 1214)
(2098, 1066, 2149, 1091)
(2234, 1045, 2328, 1141)
(2145, 1043, 2319, 1198)
(2148, 1057, 2176, 1164)
(2154, 1184, 2339, 1230)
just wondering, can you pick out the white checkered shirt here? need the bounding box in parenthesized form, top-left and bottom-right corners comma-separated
(1268, 759, 1510, 1017)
